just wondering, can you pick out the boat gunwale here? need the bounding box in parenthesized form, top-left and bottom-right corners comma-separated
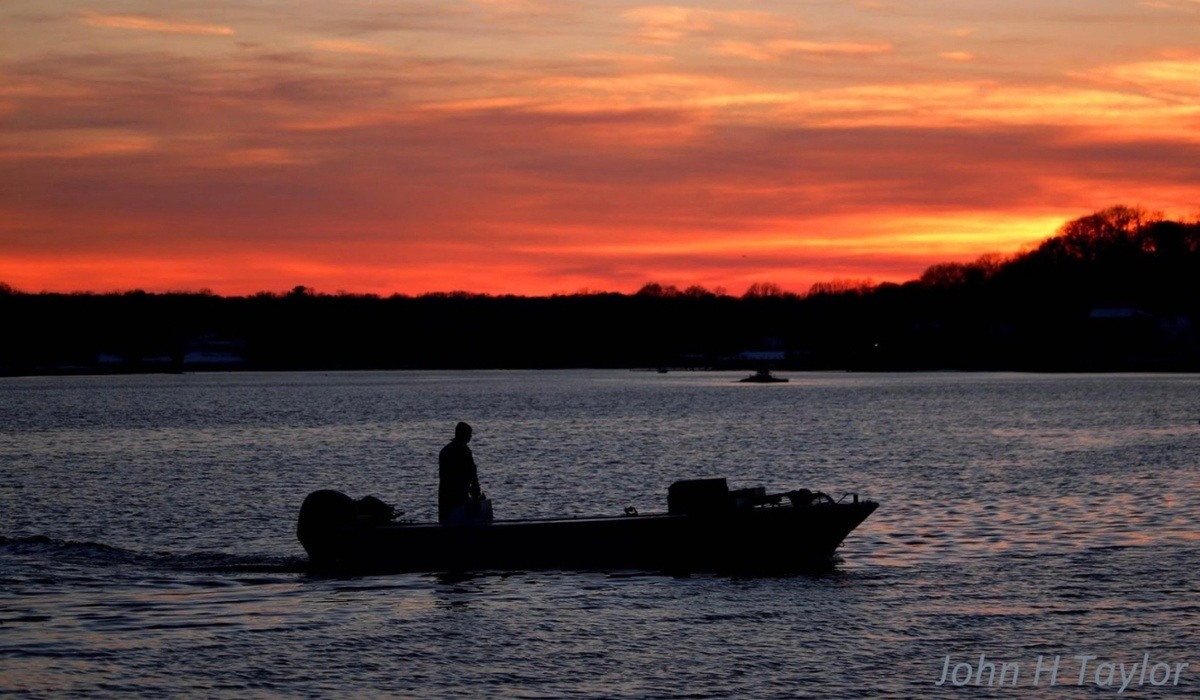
(373, 499, 878, 530)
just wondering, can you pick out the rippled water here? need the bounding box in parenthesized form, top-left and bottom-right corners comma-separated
(2, 371, 1198, 698)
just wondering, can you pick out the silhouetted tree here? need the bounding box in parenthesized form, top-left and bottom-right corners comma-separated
(636, 282, 681, 298)
(682, 285, 718, 298)
(806, 278, 874, 297)
(743, 282, 789, 299)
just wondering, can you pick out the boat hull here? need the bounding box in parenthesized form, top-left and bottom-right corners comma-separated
(298, 500, 878, 575)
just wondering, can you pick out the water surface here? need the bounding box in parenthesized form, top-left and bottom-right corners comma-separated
(2, 371, 1197, 697)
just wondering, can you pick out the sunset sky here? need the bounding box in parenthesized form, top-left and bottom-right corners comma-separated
(2, 1, 1198, 297)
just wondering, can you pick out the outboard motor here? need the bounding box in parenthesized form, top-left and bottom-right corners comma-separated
(297, 490, 400, 567)
(296, 490, 357, 565)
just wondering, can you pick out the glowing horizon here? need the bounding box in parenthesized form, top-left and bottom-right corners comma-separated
(2, 1, 1197, 297)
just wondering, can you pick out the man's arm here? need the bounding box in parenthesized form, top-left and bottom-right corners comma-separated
(467, 450, 482, 498)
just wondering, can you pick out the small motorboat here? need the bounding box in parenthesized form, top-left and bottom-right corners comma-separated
(738, 368, 788, 383)
(297, 478, 877, 575)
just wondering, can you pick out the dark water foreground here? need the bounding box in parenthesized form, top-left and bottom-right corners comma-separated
(2, 371, 1198, 698)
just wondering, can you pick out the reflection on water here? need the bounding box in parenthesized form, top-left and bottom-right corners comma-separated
(1, 371, 1198, 697)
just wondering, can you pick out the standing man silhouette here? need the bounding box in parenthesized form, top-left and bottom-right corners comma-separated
(438, 421, 485, 524)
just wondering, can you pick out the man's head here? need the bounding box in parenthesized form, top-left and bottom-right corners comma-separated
(455, 421, 473, 442)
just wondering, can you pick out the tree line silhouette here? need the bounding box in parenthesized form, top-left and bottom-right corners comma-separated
(3, 205, 1198, 375)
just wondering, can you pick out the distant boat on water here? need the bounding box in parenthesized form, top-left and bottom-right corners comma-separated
(738, 368, 788, 383)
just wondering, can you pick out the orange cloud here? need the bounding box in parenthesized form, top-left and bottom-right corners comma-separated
(622, 6, 790, 44)
(768, 80, 1198, 140)
(1081, 55, 1200, 100)
(1139, 0, 1200, 11)
(310, 40, 396, 56)
(471, 0, 550, 12)
(80, 12, 235, 36)
(716, 39, 892, 62)
(1, 129, 159, 159)
(939, 51, 974, 62)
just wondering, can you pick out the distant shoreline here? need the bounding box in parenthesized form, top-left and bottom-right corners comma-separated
(4, 208, 1198, 377)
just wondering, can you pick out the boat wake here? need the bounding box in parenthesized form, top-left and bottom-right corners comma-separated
(0, 534, 308, 576)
